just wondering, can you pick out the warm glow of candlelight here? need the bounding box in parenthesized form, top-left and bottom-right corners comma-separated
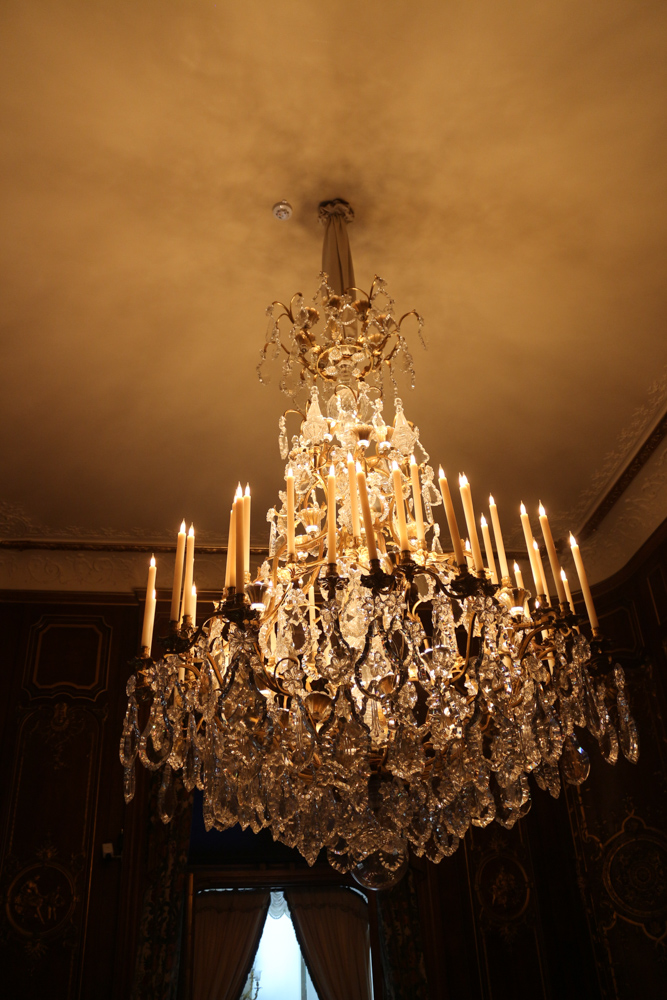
(539, 502, 546, 517)
(480, 514, 487, 527)
(520, 502, 527, 515)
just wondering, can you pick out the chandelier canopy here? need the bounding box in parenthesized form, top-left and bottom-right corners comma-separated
(121, 209, 638, 889)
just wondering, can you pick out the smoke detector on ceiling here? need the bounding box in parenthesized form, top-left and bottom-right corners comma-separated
(272, 200, 293, 221)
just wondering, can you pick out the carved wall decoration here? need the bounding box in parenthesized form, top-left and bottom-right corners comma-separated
(474, 852, 531, 928)
(25, 616, 112, 700)
(602, 815, 667, 943)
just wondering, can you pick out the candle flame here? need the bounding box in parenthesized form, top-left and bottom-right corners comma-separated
(520, 502, 527, 515)
(513, 562, 520, 572)
(192, 584, 197, 596)
(235, 484, 243, 499)
(356, 460, 363, 474)
(188, 524, 195, 537)
(392, 460, 399, 471)
(245, 484, 250, 496)
(329, 464, 335, 477)
(348, 452, 354, 462)
(459, 473, 468, 487)
(465, 538, 471, 552)
(439, 466, 445, 479)
(539, 503, 546, 517)
(150, 555, 156, 567)
(533, 539, 539, 551)
(489, 494, 495, 505)
(410, 454, 417, 466)
(287, 468, 293, 478)
(569, 533, 577, 547)
(560, 568, 567, 581)
(480, 514, 487, 527)
(180, 519, 186, 533)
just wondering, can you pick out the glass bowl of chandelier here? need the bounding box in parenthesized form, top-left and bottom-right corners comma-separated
(121, 282, 638, 890)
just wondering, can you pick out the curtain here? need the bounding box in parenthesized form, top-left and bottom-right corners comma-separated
(192, 890, 270, 1000)
(131, 769, 193, 1000)
(286, 887, 372, 1000)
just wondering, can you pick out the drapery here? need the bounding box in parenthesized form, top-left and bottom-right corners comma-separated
(286, 887, 372, 1000)
(192, 890, 270, 1000)
(318, 199, 356, 294)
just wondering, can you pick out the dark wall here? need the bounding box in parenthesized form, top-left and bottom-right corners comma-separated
(0, 523, 666, 1000)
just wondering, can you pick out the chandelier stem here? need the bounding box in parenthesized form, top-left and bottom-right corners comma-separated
(318, 198, 355, 294)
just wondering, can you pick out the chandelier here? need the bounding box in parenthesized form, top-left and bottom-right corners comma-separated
(121, 203, 638, 889)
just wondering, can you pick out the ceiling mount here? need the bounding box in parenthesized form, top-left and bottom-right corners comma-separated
(272, 200, 293, 221)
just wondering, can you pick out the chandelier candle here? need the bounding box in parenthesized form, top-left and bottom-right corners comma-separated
(392, 461, 410, 552)
(327, 465, 337, 565)
(513, 560, 525, 590)
(347, 453, 361, 539)
(235, 489, 245, 594)
(181, 525, 195, 621)
(459, 475, 484, 573)
(225, 507, 236, 589)
(356, 461, 378, 561)
(410, 455, 426, 547)
(170, 520, 186, 621)
(479, 516, 498, 584)
(532, 540, 551, 604)
(569, 534, 599, 629)
(538, 504, 567, 604)
(561, 568, 575, 614)
(438, 468, 465, 566)
(243, 485, 251, 578)
(224, 507, 235, 589)
(141, 556, 157, 651)
(488, 496, 510, 581)
(286, 468, 296, 559)
(191, 584, 197, 624)
(520, 503, 544, 597)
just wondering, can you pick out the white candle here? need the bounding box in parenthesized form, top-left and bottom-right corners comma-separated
(513, 561, 525, 590)
(243, 484, 251, 579)
(235, 490, 245, 592)
(170, 520, 186, 622)
(538, 503, 567, 604)
(356, 461, 378, 561)
(327, 465, 337, 565)
(181, 525, 195, 621)
(189, 583, 197, 623)
(410, 455, 425, 547)
(464, 538, 474, 571)
(308, 585, 318, 659)
(392, 461, 410, 552)
(480, 516, 498, 584)
(561, 568, 575, 614)
(141, 556, 157, 649)
(488, 496, 510, 581)
(347, 453, 361, 539)
(569, 534, 599, 629)
(520, 503, 544, 596)
(286, 468, 296, 559)
(438, 468, 465, 566)
(224, 507, 235, 589)
(459, 475, 484, 573)
(533, 539, 551, 604)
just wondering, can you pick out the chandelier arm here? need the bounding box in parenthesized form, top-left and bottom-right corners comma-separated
(205, 652, 226, 691)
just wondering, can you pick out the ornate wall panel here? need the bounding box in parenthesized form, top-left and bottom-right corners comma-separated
(0, 596, 146, 1000)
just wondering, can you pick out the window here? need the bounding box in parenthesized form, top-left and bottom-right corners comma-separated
(242, 891, 319, 1000)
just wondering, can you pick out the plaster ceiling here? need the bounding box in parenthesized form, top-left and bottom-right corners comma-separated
(2, 0, 667, 585)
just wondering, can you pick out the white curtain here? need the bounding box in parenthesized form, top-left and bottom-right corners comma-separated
(286, 887, 373, 1000)
(192, 890, 270, 1000)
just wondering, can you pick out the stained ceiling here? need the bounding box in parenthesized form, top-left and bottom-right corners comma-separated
(2, 0, 667, 587)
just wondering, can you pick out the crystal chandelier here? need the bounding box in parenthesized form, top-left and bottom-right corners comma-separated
(121, 204, 638, 889)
